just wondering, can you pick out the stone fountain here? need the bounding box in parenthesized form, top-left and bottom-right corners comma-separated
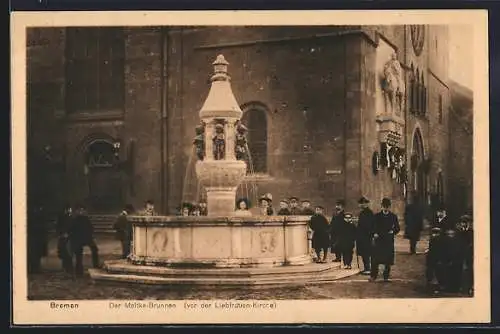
(89, 55, 359, 287)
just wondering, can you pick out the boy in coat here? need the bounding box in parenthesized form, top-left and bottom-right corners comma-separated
(309, 205, 330, 263)
(338, 212, 357, 269)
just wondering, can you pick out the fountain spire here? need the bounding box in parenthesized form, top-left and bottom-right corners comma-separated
(199, 54, 243, 120)
(195, 55, 247, 216)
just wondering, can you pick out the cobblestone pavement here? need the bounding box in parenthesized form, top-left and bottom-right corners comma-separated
(27, 233, 471, 300)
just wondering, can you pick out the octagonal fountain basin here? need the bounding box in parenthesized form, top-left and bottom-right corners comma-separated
(89, 215, 361, 288)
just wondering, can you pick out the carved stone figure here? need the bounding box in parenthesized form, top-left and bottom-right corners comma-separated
(151, 230, 168, 253)
(259, 231, 277, 253)
(213, 123, 226, 160)
(193, 122, 206, 161)
(382, 53, 406, 114)
(234, 121, 248, 161)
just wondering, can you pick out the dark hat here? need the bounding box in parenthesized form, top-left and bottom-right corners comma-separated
(381, 198, 392, 207)
(358, 197, 370, 204)
(259, 193, 273, 202)
(437, 205, 446, 212)
(315, 205, 324, 210)
(344, 212, 354, 219)
(145, 199, 154, 205)
(431, 227, 441, 233)
(336, 199, 346, 206)
(301, 199, 311, 203)
(280, 199, 289, 204)
(289, 196, 299, 201)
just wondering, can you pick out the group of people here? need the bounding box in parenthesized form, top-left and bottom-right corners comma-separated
(425, 210, 474, 295)
(28, 203, 99, 276)
(308, 196, 401, 282)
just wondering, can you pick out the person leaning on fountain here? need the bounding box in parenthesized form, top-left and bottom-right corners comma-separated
(213, 123, 226, 160)
(277, 199, 291, 215)
(258, 193, 274, 216)
(300, 200, 315, 215)
(288, 196, 301, 215)
(139, 200, 157, 216)
(234, 198, 252, 217)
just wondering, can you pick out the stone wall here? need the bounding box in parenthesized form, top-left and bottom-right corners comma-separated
(26, 25, 464, 219)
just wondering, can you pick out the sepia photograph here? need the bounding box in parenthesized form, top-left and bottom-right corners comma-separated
(12, 10, 490, 325)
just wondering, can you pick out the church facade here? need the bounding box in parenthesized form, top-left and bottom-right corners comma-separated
(27, 25, 468, 219)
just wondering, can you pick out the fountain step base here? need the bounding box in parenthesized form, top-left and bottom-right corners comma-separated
(89, 260, 361, 288)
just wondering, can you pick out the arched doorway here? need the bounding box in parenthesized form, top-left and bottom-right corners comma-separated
(241, 102, 268, 175)
(84, 140, 123, 212)
(410, 128, 426, 205)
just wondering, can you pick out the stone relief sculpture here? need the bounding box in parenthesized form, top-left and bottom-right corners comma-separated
(212, 122, 226, 160)
(234, 120, 248, 161)
(151, 230, 169, 253)
(259, 231, 277, 253)
(382, 53, 406, 115)
(193, 122, 206, 161)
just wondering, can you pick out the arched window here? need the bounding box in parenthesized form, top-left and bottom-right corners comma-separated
(436, 172, 444, 206)
(65, 27, 125, 114)
(411, 128, 426, 203)
(241, 102, 268, 174)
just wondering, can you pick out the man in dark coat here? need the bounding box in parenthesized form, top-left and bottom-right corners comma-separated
(309, 205, 330, 263)
(356, 197, 374, 274)
(369, 198, 401, 282)
(404, 191, 424, 254)
(439, 228, 464, 293)
(456, 214, 473, 295)
(114, 204, 135, 259)
(337, 212, 357, 269)
(330, 199, 346, 262)
(56, 204, 74, 273)
(69, 205, 100, 276)
(288, 197, 301, 215)
(27, 204, 50, 274)
(425, 227, 445, 291)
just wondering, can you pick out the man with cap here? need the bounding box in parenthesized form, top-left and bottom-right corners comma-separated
(300, 199, 315, 216)
(404, 191, 424, 254)
(329, 199, 346, 262)
(308, 205, 330, 263)
(277, 199, 291, 216)
(356, 197, 374, 274)
(369, 197, 400, 282)
(258, 193, 274, 216)
(288, 197, 301, 215)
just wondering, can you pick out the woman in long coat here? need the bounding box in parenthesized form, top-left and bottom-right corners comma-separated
(370, 198, 401, 282)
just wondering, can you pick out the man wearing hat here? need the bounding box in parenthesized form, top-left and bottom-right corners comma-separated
(308, 205, 330, 263)
(356, 197, 375, 274)
(300, 199, 315, 216)
(329, 199, 346, 262)
(369, 197, 400, 282)
(404, 191, 424, 254)
(456, 214, 473, 295)
(277, 199, 291, 216)
(258, 193, 274, 216)
(288, 197, 301, 215)
(425, 226, 445, 292)
(433, 205, 453, 232)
